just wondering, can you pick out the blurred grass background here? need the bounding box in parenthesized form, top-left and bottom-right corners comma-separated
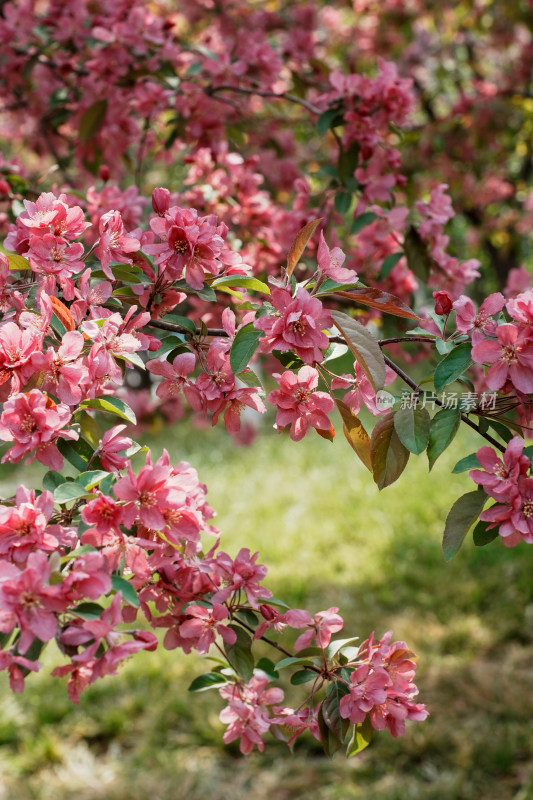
(1, 418, 533, 800)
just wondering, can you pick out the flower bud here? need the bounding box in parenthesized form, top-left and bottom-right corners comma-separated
(433, 290, 453, 316)
(152, 187, 170, 215)
(98, 165, 110, 182)
(259, 604, 277, 621)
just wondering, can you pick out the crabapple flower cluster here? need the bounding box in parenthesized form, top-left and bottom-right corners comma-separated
(0, 188, 432, 757)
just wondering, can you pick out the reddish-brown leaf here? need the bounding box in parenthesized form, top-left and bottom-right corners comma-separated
(50, 296, 75, 331)
(335, 287, 419, 320)
(286, 218, 323, 276)
(370, 412, 410, 490)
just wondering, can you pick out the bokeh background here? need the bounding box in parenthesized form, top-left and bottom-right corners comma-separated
(1, 416, 533, 800)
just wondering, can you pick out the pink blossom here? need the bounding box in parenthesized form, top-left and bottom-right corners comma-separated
(0, 485, 57, 564)
(0, 551, 66, 654)
(212, 548, 270, 608)
(507, 289, 533, 326)
(286, 606, 344, 651)
(27, 234, 85, 279)
(0, 390, 77, 469)
(255, 287, 332, 364)
(471, 323, 533, 393)
(211, 386, 266, 434)
(480, 476, 533, 547)
(147, 352, 198, 401)
(0, 649, 41, 693)
(219, 670, 284, 754)
(94, 210, 141, 280)
(178, 603, 236, 654)
(81, 494, 124, 534)
(267, 366, 334, 441)
(469, 437, 530, 500)
(30, 330, 87, 405)
(0, 321, 41, 395)
(98, 424, 133, 472)
(317, 231, 357, 284)
(453, 293, 505, 343)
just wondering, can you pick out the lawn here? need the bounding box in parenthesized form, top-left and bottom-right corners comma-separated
(1, 418, 533, 800)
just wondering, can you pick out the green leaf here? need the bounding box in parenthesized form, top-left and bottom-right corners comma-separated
(79, 99, 108, 143)
(442, 490, 488, 560)
(73, 602, 105, 620)
(275, 656, 318, 670)
(346, 716, 374, 757)
(236, 370, 263, 388)
(380, 252, 404, 279)
(111, 574, 139, 607)
(351, 212, 378, 234)
(321, 682, 351, 743)
(335, 190, 351, 214)
(117, 350, 146, 370)
(235, 608, 258, 627)
(272, 350, 305, 370)
(452, 453, 481, 473)
(393, 407, 431, 455)
(326, 637, 360, 659)
(290, 669, 316, 685)
(6, 253, 31, 271)
(188, 672, 227, 693)
(370, 412, 410, 490)
(434, 343, 472, 393)
(255, 658, 279, 681)
(160, 315, 197, 334)
(43, 471, 66, 492)
(173, 279, 216, 302)
(317, 108, 344, 136)
(229, 323, 263, 375)
(75, 470, 111, 490)
(473, 518, 499, 547)
(427, 407, 461, 470)
(80, 396, 136, 425)
(225, 625, 254, 681)
(211, 275, 270, 294)
(330, 310, 386, 392)
(54, 482, 91, 504)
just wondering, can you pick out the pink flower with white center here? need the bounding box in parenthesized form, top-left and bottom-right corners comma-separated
(0, 390, 77, 470)
(94, 209, 141, 280)
(0, 321, 41, 394)
(212, 548, 271, 608)
(81, 494, 124, 534)
(147, 352, 198, 401)
(453, 292, 505, 344)
(469, 437, 530, 501)
(285, 606, 344, 651)
(317, 231, 358, 284)
(113, 451, 187, 530)
(219, 670, 284, 754)
(211, 386, 266, 433)
(0, 551, 66, 654)
(0, 486, 57, 564)
(30, 330, 87, 405)
(145, 205, 226, 288)
(255, 287, 332, 364)
(480, 476, 533, 547)
(27, 234, 85, 279)
(267, 366, 334, 442)
(507, 289, 533, 326)
(17, 193, 89, 240)
(472, 323, 533, 393)
(98, 424, 133, 472)
(178, 603, 237, 654)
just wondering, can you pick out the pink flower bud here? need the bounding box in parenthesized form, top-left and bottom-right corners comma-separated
(98, 165, 110, 182)
(260, 604, 277, 621)
(433, 290, 453, 316)
(0, 179, 10, 196)
(152, 187, 170, 215)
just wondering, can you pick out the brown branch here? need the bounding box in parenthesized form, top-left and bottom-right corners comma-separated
(206, 84, 322, 116)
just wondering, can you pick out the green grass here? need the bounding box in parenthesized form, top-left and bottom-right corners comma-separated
(1, 421, 533, 799)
